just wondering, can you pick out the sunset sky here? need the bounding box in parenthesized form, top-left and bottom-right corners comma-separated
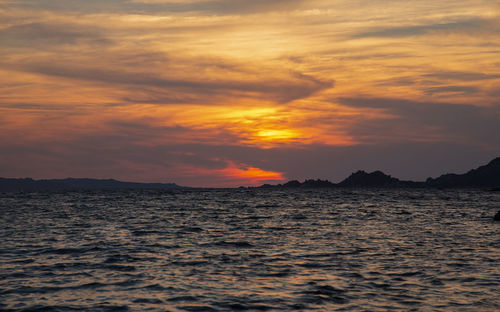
(1, 0, 499, 187)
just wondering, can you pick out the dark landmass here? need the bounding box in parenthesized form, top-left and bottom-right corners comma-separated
(0, 178, 183, 192)
(1, 157, 499, 191)
(258, 157, 500, 189)
(426, 157, 500, 188)
(337, 170, 422, 188)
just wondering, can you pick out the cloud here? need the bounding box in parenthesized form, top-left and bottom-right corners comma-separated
(7, 60, 332, 104)
(9, 0, 134, 13)
(11, 0, 307, 15)
(423, 85, 479, 95)
(171, 160, 285, 187)
(159, 0, 307, 14)
(337, 97, 500, 147)
(353, 18, 489, 38)
(422, 71, 500, 81)
(0, 22, 108, 46)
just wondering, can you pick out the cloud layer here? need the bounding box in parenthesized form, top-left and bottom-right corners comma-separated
(1, 0, 499, 186)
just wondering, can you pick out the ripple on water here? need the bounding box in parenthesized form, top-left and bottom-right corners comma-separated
(0, 189, 499, 311)
(298, 283, 349, 305)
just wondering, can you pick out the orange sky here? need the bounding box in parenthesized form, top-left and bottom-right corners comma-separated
(1, 0, 499, 186)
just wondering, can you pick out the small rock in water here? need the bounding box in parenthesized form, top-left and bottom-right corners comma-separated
(494, 210, 500, 221)
(493, 210, 500, 221)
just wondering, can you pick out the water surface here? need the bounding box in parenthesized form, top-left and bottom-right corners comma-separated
(1, 189, 499, 311)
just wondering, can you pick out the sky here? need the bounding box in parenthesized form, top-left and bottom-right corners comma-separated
(1, 0, 499, 187)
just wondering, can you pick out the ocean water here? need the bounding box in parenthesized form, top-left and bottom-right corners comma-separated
(1, 188, 499, 311)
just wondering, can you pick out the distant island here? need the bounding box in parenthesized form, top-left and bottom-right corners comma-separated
(1, 157, 499, 192)
(0, 178, 182, 192)
(258, 157, 500, 189)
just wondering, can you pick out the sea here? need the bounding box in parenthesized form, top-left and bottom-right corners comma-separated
(1, 188, 499, 311)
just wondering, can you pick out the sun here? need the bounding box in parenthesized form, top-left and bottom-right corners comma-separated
(256, 129, 300, 141)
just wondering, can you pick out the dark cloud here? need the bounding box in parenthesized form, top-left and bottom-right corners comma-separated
(162, 0, 306, 14)
(9, 61, 332, 103)
(13, 0, 306, 15)
(338, 97, 500, 147)
(11, 0, 135, 13)
(423, 85, 479, 95)
(334, 52, 413, 61)
(0, 22, 110, 47)
(120, 92, 199, 105)
(354, 18, 486, 38)
(422, 71, 500, 81)
(0, 102, 60, 110)
(487, 87, 500, 97)
(105, 119, 242, 149)
(376, 77, 416, 87)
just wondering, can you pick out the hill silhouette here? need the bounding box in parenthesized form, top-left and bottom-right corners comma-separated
(258, 157, 500, 188)
(0, 178, 182, 192)
(338, 170, 406, 187)
(426, 157, 500, 188)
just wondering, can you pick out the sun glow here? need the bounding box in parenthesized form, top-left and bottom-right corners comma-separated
(227, 164, 284, 181)
(258, 129, 295, 138)
(174, 161, 285, 187)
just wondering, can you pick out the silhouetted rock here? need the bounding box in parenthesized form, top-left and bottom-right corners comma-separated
(283, 180, 302, 187)
(267, 179, 336, 188)
(426, 157, 500, 188)
(0, 178, 183, 192)
(494, 210, 500, 221)
(338, 170, 404, 187)
(258, 183, 276, 188)
(257, 157, 499, 189)
(274, 179, 336, 188)
(301, 179, 336, 188)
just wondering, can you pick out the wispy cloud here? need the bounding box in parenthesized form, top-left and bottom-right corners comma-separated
(423, 85, 479, 95)
(353, 18, 488, 38)
(422, 71, 500, 81)
(4, 59, 332, 104)
(130, 0, 308, 14)
(11, 0, 308, 14)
